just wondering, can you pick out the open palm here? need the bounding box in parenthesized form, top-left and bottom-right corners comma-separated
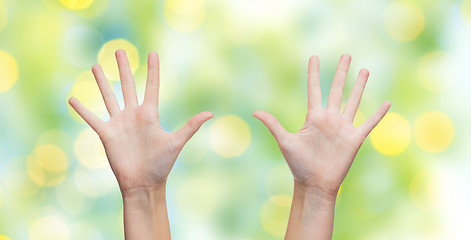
(69, 50, 213, 192)
(254, 54, 390, 197)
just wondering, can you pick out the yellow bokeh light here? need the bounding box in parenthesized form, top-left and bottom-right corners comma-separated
(73, 166, 115, 198)
(67, 71, 105, 123)
(209, 115, 251, 158)
(5, 170, 40, 197)
(27, 144, 68, 187)
(414, 111, 454, 153)
(34, 144, 68, 172)
(461, 0, 471, 29)
(59, 0, 94, 10)
(74, 128, 109, 169)
(27, 156, 47, 186)
(177, 177, 219, 218)
(166, 0, 205, 15)
(29, 216, 70, 240)
(97, 39, 139, 81)
(0, 0, 6, 32)
(370, 112, 411, 155)
(260, 195, 291, 238)
(0, 235, 11, 240)
(417, 51, 457, 92)
(0, 50, 19, 93)
(384, 1, 425, 42)
(409, 171, 438, 210)
(164, 0, 205, 32)
(56, 179, 87, 214)
(69, 222, 102, 240)
(36, 130, 73, 150)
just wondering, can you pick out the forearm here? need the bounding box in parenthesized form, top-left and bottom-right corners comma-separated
(122, 183, 171, 240)
(285, 183, 337, 240)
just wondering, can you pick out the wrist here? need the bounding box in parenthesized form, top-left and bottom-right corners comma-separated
(293, 181, 338, 205)
(121, 181, 167, 196)
(121, 183, 167, 211)
(121, 182, 171, 240)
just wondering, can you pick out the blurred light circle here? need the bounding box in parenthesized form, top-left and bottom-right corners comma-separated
(384, 1, 425, 42)
(259, 195, 291, 238)
(67, 71, 106, 123)
(0, 0, 6, 32)
(63, 25, 103, 68)
(0, 50, 19, 93)
(209, 115, 251, 158)
(29, 216, 70, 240)
(0, 235, 11, 240)
(70, 222, 102, 240)
(36, 130, 74, 152)
(73, 165, 115, 198)
(27, 144, 69, 187)
(176, 177, 219, 218)
(34, 144, 68, 172)
(5, 170, 41, 197)
(164, 0, 205, 32)
(417, 51, 457, 92)
(56, 179, 90, 214)
(97, 39, 139, 81)
(59, 0, 94, 10)
(74, 128, 109, 169)
(166, 0, 204, 15)
(27, 156, 46, 186)
(409, 171, 438, 210)
(414, 111, 454, 153)
(370, 112, 411, 155)
(461, 0, 471, 29)
(265, 164, 292, 196)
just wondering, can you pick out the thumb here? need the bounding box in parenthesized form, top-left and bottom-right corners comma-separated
(253, 110, 288, 142)
(174, 111, 213, 147)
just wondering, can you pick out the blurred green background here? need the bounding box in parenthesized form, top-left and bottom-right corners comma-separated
(0, 0, 469, 239)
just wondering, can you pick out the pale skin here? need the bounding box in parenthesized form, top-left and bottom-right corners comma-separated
(69, 49, 213, 240)
(253, 54, 391, 240)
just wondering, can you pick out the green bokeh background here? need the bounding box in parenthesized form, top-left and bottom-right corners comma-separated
(1, 0, 470, 239)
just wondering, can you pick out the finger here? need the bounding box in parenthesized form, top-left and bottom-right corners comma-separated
(92, 64, 121, 117)
(326, 54, 351, 111)
(68, 97, 105, 133)
(307, 55, 322, 110)
(116, 49, 138, 107)
(358, 101, 391, 137)
(143, 52, 160, 108)
(343, 68, 369, 121)
(253, 110, 288, 143)
(173, 111, 214, 147)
